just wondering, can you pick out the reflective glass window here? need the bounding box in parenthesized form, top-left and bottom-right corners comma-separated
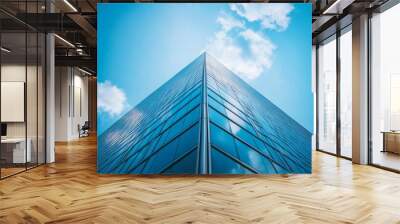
(208, 95, 226, 116)
(142, 138, 178, 174)
(165, 119, 184, 142)
(235, 139, 276, 173)
(186, 94, 201, 111)
(208, 88, 224, 104)
(264, 146, 288, 170)
(131, 162, 146, 174)
(210, 124, 237, 158)
(162, 149, 197, 174)
(209, 107, 230, 132)
(230, 122, 256, 148)
(225, 109, 254, 134)
(211, 148, 254, 174)
(224, 102, 245, 120)
(283, 158, 304, 173)
(170, 106, 188, 124)
(157, 129, 172, 148)
(133, 136, 160, 165)
(175, 123, 199, 159)
(222, 95, 242, 112)
(207, 75, 218, 90)
(183, 107, 201, 128)
(253, 137, 267, 152)
(163, 113, 181, 132)
(272, 163, 288, 174)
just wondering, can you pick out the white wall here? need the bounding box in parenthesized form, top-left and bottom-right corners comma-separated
(1, 65, 40, 137)
(1, 66, 26, 139)
(55, 67, 89, 141)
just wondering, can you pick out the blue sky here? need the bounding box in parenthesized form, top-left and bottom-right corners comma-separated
(98, 3, 312, 135)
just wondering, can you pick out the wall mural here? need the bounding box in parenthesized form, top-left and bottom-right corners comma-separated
(97, 3, 313, 175)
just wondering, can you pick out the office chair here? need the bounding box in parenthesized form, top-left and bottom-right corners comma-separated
(79, 121, 90, 138)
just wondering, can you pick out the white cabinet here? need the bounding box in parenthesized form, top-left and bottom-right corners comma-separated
(1, 138, 32, 163)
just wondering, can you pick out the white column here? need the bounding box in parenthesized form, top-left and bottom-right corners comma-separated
(352, 14, 369, 164)
(46, 32, 55, 163)
(45, 0, 56, 163)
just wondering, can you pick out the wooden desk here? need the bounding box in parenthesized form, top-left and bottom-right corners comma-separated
(1, 138, 31, 163)
(382, 131, 400, 154)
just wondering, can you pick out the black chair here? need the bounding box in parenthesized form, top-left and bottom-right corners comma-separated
(78, 121, 90, 138)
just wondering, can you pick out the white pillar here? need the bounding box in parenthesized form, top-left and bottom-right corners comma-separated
(352, 14, 369, 164)
(46, 32, 55, 163)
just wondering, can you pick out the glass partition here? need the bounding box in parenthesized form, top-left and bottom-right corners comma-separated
(0, 1, 46, 179)
(317, 36, 337, 154)
(370, 3, 400, 171)
(1, 30, 28, 177)
(339, 27, 352, 158)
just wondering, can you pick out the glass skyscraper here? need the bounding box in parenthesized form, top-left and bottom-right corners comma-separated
(98, 53, 311, 174)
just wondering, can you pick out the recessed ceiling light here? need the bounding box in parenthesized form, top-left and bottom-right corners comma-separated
(54, 34, 75, 48)
(1, 47, 11, 53)
(322, 0, 355, 15)
(63, 0, 78, 12)
(78, 67, 93, 76)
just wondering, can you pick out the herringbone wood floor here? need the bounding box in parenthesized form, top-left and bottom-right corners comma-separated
(1, 135, 400, 224)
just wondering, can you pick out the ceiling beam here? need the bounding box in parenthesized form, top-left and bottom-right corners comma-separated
(67, 13, 97, 46)
(55, 55, 96, 73)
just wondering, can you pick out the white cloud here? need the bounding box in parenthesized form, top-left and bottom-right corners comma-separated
(206, 13, 276, 80)
(230, 3, 294, 31)
(98, 81, 128, 117)
(216, 13, 244, 31)
(240, 29, 275, 70)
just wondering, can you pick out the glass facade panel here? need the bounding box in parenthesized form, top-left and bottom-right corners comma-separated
(210, 123, 237, 158)
(182, 107, 200, 128)
(99, 54, 204, 174)
(163, 149, 197, 174)
(209, 107, 230, 131)
(99, 52, 311, 174)
(211, 148, 254, 174)
(142, 139, 178, 174)
(235, 139, 276, 173)
(208, 95, 226, 116)
(230, 122, 256, 148)
(174, 123, 199, 158)
(207, 53, 311, 174)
